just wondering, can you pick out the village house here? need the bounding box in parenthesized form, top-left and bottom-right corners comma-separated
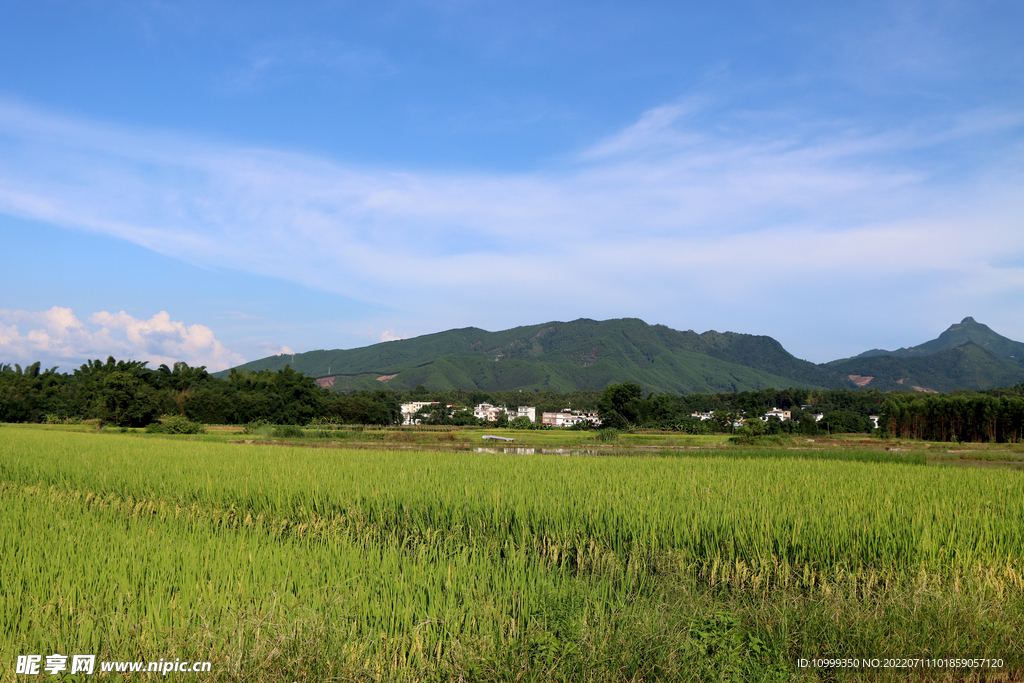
(510, 406, 537, 422)
(400, 401, 441, 425)
(473, 403, 501, 421)
(541, 410, 601, 427)
(473, 404, 537, 423)
(761, 407, 792, 421)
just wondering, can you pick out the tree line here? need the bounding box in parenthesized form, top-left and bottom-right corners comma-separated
(591, 382, 884, 434)
(0, 359, 880, 431)
(0, 359, 400, 427)
(595, 383, 1024, 440)
(5, 357, 1020, 439)
(881, 390, 1024, 443)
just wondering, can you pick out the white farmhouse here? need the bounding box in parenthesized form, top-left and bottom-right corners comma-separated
(542, 410, 601, 427)
(400, 401, 438, 425)
(510, 406, 536, 422)
(762, 407, 792, 422)
(474, 404, 537, 423)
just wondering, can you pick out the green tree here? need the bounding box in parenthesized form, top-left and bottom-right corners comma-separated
(98, 370, 160, 427)
(738, 416, 766, 438)
(762, 415, 785, 435)
(712, 409, 742, 433)
(414, 403, 453, 425)
(510, 415, 532, 429)
(448, 408, 480, 426)
(0, 362, 65, 423)
(597, 382, 644, 430)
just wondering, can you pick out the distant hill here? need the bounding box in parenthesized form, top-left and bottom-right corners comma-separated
(826, 342, 1024, 393)
(219, 317, 1024, 394)
(826, 317, 1024, 392)
(219, 318, 838, 394)
(856, 317, 1024, 362)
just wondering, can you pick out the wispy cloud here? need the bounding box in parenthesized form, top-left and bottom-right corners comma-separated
(579, 99, 712, 160)
(0, 306, 245, 371)
(219, 39, 393, 92)
(219, 311, 264, 320)
(0, 97, 1022, 360)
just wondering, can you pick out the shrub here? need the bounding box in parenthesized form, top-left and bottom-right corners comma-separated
(272, 425, 305, 438)
(146, 416, 205, 434)
(243, 419, 273, 436)
(728, 433, 789, 447)
(313, 428, 351, 439)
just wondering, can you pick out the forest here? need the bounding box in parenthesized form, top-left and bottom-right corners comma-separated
(881, 391, 1024, 443)
(2, 357, 1023, 440)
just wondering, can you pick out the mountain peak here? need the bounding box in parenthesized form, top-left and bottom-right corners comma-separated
(852, 317, 1024, 369)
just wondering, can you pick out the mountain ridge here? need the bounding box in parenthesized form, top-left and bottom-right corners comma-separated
(218, 317, 1024, 394)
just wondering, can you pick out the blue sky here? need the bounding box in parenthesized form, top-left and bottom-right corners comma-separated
(1, 0, 1022, 372)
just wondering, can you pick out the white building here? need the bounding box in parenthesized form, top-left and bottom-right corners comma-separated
(473, 403, 502, 422)
(510, 406, 536, 422)
(691, 411, 715, 421)
(400, 401, 438, 426)
(474, 404, 536, 423)
(542, 410, 601, 427)
(762, 407, 792, 422)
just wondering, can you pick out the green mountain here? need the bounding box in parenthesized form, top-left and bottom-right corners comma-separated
(826, 317, 1024, 392)
(856, 317, 1024, 362)
(219, 318, 838, 394)
(219, 317, 1024, 394)
(826, 342, 1024, 393)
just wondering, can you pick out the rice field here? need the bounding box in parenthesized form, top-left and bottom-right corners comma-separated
(2, 425, 1023, 681)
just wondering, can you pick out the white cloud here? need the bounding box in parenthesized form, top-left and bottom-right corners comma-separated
(379, 328, 405, 342)
(0, 98, 1022, 361)
(0, 307, 245, 371)
(257, 343, 295, 357)
(580, 99, 711, 159)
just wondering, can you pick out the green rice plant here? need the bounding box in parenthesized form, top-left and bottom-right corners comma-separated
(2, 426, 1023, 681)
(1, 482, 630, 680)
(2, 428, 1022, 579)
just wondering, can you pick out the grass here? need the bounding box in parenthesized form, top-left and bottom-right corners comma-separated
(99, 420, 1024, 457)
(2, 424, 1023, 681)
